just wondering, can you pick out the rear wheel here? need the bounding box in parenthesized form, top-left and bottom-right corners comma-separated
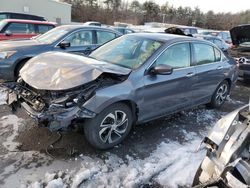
(83, 103, 133, 149)
(208, 80, 229, 108)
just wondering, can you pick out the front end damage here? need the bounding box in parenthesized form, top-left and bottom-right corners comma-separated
(193, 105, 250, 188)
(2, 73, 127, 131)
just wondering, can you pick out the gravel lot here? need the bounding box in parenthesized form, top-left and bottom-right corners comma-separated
(0, 80, 249, 188)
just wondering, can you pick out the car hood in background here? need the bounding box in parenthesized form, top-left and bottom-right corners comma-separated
(230, 25, 250, 46)
(20, 52, 131, 90)
(0, 39, 45, 51)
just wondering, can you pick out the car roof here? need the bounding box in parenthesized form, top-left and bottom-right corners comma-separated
(2, 19, 56, 25)
(127, 33, 204, 43)
(56, 25, 122, 34)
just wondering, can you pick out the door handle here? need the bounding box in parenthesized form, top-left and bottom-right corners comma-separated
(217, 66, 223, 70)
(186, 72, 195, 77)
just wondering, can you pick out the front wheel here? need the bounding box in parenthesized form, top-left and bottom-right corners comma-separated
(208, 80, 229, 108)
(83, 103, 133, 149)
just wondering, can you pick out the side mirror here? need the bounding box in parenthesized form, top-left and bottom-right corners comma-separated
(59, 41, 70, 49)
(5, 30, 12, 36)
(149, 64, 173, 75)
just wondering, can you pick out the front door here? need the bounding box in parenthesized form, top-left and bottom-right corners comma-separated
(58, 30, 96, 55)
(139, 42, 196, 122)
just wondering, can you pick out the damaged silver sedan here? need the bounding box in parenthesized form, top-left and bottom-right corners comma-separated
(193, 105, 250, 188)
(2, 33, 238, 149)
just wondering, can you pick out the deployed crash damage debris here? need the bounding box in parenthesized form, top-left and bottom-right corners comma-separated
(2, 52, 129, 131)
(193, 105, 250, 188)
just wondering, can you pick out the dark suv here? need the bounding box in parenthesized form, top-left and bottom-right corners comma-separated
(0, 25, 122, 81)
(229, 24, 250, 81)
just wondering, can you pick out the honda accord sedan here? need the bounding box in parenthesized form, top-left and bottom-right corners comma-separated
(3, 33, 238, 149)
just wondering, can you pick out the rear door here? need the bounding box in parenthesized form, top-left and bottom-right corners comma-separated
(191, 42, 225, 104)
(140, 42, 196, 121)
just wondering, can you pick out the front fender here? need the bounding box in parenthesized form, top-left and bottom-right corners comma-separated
(82, 80, 138, 114)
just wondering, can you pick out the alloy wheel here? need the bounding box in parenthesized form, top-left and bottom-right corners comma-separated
(215, 84, 228, 105)
(99, 110, 128, 144)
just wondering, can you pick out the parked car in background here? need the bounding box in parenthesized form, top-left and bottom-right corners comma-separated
(198, 29, 232, 45)
(0, 25, 122, 81)
(83, 21, 101, 27)
(194, 34, 229, 52)
(193, 105, 250, 188)
(0, 19, 56, 41)
(111, 27, 135, 35)
(229, 24, 250, 81)
(176, 25, 198, 35)
(3, 33, 238, 149)
(217, 31, 232, 44)
(0, 12, 46, 21)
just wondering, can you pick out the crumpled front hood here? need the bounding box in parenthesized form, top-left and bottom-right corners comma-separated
(230, 25, 250, 46)
(20, 51, 131, 90)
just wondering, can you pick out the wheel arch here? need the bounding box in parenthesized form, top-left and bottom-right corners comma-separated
(14, 57, 33, 77)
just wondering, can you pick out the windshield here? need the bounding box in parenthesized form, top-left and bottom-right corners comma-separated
(0, 20, 6, 31)
(35, 27, 68, 44)
(89, 35, 162, 69)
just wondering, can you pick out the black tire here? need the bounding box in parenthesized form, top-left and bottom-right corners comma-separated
(83, 103, 133, 149)
(208, 80, 229, 109)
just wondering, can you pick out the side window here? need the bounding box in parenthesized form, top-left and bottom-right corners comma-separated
(155, 43, 191, 69)
(38, 25, 54, 34)
(214, 47, 221, 62)
(6, 23, 35, 34)
(193, 43, 215, 65)
(96, 31, 116, 45)
(64, 30, 93, 46)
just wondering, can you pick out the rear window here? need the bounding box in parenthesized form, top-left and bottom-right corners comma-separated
(5, 22, 35, 34)
(96, 31, 116, 44)
(193, 43, 215, 65)
(37, 25, 54, 34)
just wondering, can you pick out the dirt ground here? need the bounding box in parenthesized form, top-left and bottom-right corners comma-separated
(0, 80, 249, 188)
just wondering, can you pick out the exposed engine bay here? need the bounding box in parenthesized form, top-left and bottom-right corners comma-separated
(193, 105, 250, 188)
(2, 73, 127, 131)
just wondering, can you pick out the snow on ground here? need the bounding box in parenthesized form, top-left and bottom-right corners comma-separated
(23, 109, 220, 188)
(23, 138, 206, 188)
(0, 88, 7, 105)
(0, 99, 227, 188)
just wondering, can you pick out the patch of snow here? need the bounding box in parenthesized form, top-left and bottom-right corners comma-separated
(0, 115, 23, 151)
(227, 96, 244, 105)
(71, 166, 99, 188)
(45, 178, 64, 188)
(0, 88, 7, 105)
(29, 137, 205, 188)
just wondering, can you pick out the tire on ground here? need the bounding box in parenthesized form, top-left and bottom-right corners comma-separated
(83, 103, 133, 149)
(207, 80, 229, 109)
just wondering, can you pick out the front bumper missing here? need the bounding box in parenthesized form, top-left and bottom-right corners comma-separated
(6, 91, 96, 131)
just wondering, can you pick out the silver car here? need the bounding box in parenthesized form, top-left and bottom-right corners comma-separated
(3, 33, 238, 149)
(193, 105, 250, 187)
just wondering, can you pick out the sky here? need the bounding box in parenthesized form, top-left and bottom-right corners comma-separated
(133, 0, 250, 13)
